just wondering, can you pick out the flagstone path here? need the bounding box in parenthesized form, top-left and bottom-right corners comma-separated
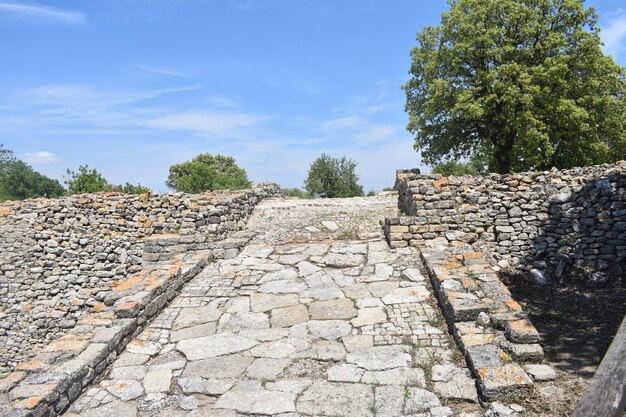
(64, 195, 483, 417)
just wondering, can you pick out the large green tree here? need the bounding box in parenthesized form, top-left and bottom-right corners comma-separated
(166, 153, 250, 193)
(65, 165, 111, 194)
(304, 153, 364, 198)
(0, 145, 65, 200)
(404, 0, 626, 174)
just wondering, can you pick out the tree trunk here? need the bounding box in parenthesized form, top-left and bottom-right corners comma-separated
(494, 132, 515, 174)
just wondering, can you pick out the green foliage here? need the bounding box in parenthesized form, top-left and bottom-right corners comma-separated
(0, 145, 15, 171)
(1, 160, 65, 200)
(65, 165, 111, 194)
(0, 145, 65, 201)
(121, 183, 151, 194)
(432, 159, 487, 176)
(304, 153, 364, 198)
(283, 187, 311, 199)
(404, 0, 626, 174)
(166, 153, 250, 193)
(367, 190, 377, 197)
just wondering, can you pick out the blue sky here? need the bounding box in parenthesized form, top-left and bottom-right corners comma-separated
(1, 0, 625, 193)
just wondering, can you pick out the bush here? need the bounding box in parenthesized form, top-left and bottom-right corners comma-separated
(304, 153, 364, 198)
(0, 145, 65, 201)
(432, 161, 481, 177)
(123, 183, 150, 194)
(65, 165, 110, 194)
(166, 153, 250, 193)
(283, 187, 311, 199)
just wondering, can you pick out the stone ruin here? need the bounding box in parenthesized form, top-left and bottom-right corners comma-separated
(0, 161, 623, 417)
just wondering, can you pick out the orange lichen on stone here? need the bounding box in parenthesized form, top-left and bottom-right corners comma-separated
(460, 333, 494, 347)
(43, 335, 89, 353)
(19, 304, 33, 313)
(508, 319, 534, 332)
(0, 207, 13, 216)
(115, 301, 138, 315)
(462, 277, 478, 290)
(463, 252, 483, 260)
(113, 274, 144, 292)
(14, 396, 44, 410)
(166, 262, 182, 276)
(91, 304, 107, 312)
(145, 273, 168, 289)
(0, 371, 26, 392)
(504, 299, 522, 311)
(433, 179, 449, 190)
(444, 262, 463, 270)
(78, 312, 113, 325)
(16, 361, 48, 372)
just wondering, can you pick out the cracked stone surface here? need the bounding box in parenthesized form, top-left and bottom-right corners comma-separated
(65, 195, 481, 416)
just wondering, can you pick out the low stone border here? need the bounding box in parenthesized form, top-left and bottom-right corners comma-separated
(0, 231, 254, 417)
(417, 239, 555, 401)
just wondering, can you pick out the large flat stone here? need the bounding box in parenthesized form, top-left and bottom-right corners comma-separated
(182, 354, 254, 379)
(80, 400, 138, 417)
(308, 320, 352, 340)
(351, 307, 387, 327)
(346, 345, 411, 370)
(271, 304, 309, 328)
(381, 286, 429, 304)
(100, 380, 144, 401)
(215, 388, 296, 414)
(250, 338, 310, 358)
(217, 312, 269, 333)
(258, 279, 307, 294)
(250, 293, 299, 312)
(309, 298, 356, 320)
(170, 322, 216, 343)
(173, 307, 222, 330)
(177, 333, 259, 360)
(297, 381, 373, 417)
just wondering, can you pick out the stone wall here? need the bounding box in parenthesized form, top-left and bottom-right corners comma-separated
(386, 162, 626, 278)
(0, 184, 282, 376)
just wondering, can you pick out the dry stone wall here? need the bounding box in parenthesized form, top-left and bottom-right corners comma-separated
(386, 162, 626, 279)
(0, 184, 281, 376)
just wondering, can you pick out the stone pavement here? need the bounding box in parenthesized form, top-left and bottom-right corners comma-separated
(65, 195, 483, 417)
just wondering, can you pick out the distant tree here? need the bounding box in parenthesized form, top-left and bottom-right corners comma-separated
(367, 190, 377, 197)
(122, 182, 151, 194)
(166, 153, 250, 193)
(404, 0, 626, 174)
(0, 145, 15, 170)
(0, 145, 65, 201)
(283, 187, 311, 199)
(1, 160, 65, 200)
(304, 153, 364, 198)
(65, 165, 111, 194)
(432, 159, 487, 177)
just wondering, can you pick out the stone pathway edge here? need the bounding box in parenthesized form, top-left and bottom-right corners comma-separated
(0, 232, 255, 417)
(417, 241, 557, 402)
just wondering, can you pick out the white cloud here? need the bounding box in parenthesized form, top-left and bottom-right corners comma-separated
(354, 124, 397, 144)
(22, 151, 59, 165)
(320, 115, 399, 145)
(321, 116, 364, 131)
(601, 14, 626, 59)
(143, 111, 270, 139)
(138, 65, 193, 78)
(0, 2, 86, 25)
